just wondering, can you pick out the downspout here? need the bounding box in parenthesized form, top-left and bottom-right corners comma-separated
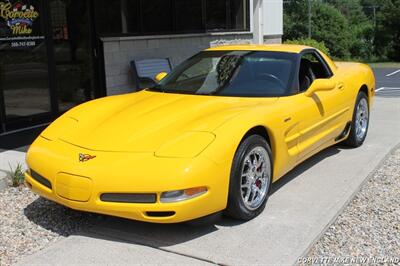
(253, 0, 264, 44)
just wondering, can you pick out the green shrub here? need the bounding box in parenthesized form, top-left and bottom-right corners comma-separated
(284, 2, 352, 59)
(284, 38, 330, 55)
(9, 163, 25, 187)
(327, 0, 374, 59)
(375, 0, 400, 61)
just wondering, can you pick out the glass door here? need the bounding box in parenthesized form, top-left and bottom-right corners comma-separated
(50, 0, 96, 112)
(0, 0, 52, 132)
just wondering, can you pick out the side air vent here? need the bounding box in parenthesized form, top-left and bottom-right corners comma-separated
(100, 193, 157, 203)
(30, 169, 52, 189)
(146, 211, 176, 217)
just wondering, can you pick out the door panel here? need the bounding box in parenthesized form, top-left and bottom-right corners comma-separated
(297, 78, 349, 160)
(296, 51, 350, 161)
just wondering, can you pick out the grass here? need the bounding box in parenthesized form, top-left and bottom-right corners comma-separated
(332, 57, 400, 68)
(367, 62, 400, 68)
(334, 56, 400, 68)
(9, 163, 25, 187)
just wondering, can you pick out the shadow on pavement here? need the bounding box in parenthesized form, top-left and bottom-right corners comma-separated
(24, 197, 105, 237)
(270, 144, 343, 195)
(23, 144, 345, 247)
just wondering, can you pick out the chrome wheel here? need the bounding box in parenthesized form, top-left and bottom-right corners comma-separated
(355, 98, 369, 142)
(240, 146, 271, 210)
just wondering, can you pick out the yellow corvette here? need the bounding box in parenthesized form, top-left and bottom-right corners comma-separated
(25, 45, 375, 223)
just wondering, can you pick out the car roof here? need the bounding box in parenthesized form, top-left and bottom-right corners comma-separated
(206, 44, 311, 54)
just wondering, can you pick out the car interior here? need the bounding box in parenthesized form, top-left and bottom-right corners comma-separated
(299, 58, 316, 92)
(299, 52, 332, 92)
(225, 57, 293, 96)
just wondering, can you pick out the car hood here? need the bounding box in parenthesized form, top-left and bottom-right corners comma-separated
(43, 91, 278, 152)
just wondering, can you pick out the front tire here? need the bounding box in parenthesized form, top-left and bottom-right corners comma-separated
(226, 135, 272, 220)
(344, 91, 369, 147)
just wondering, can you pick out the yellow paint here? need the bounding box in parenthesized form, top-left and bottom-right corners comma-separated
(155, 71, 168, 82)
(25, 45, 375, 223)
(55, 173, 92, 202)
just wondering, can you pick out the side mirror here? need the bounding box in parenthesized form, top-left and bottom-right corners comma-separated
(305, 79, 336, 97)
(155, 72, 168, 83)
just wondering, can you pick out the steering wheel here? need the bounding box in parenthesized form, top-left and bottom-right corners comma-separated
(258, 73, 286, 90)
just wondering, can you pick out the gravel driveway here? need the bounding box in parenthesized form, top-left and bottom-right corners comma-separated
(304, 146, 400, 264)
(0, 186, 103, 266)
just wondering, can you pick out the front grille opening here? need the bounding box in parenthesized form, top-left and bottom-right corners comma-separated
(100, 193, 157, 203)
(30, 169, 52, 189)
(146, 211, 176, 217)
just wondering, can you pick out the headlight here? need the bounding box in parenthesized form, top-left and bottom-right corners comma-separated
(160, 187, 207, 203)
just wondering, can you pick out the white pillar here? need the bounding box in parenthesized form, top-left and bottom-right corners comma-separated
(253, 0, 264, 44)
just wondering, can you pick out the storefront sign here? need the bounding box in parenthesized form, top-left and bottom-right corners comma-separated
(1, 35, 44, 47)
(0, 0, 44, 48)
(0, 1, 39, 34)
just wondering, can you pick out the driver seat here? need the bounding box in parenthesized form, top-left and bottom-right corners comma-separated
(299, 58, 316, 92)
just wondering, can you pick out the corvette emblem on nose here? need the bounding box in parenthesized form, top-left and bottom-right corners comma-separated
(79, 153, 96, 162)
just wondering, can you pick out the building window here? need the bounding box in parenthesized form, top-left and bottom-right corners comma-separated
(94, 0, 250, 36)
(175, 0, 203, 32)
(141, 0, 173, 33)
(230, 0, 248, 30)
(205, 0, 227, 30)
(95, 0, 122, 35)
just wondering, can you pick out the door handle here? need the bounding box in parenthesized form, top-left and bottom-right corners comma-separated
(336, 82, 345, 90)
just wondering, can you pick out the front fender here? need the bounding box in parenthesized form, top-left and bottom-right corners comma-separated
(201, 104, 292, 181)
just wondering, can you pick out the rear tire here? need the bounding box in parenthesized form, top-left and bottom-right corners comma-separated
(344, 91, 369, 147)
(225, 135, 272, 220)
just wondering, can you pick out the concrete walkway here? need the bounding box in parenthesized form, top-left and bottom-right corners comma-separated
(15, 96, 400, 266)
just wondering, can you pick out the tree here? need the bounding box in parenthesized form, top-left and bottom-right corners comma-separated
(326, 0, 374, 59)
(360, 0, 381, 20)
(375, 0, 400, 60)
(284, 1, 352, 58)
(283, 1, 309, 41)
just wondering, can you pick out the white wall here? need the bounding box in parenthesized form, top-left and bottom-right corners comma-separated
(263, 0, 283, 36)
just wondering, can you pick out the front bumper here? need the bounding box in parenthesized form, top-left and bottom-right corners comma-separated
(25, 136, 230, 223)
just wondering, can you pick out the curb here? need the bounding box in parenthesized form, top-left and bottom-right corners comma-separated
(296, 142, 400, 264)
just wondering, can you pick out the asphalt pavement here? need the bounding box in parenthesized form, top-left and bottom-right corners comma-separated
(16, 67, 400, 265)
(374, 67, 400, 97)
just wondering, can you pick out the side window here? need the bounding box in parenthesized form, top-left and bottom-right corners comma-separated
(298, 51, 332, 92)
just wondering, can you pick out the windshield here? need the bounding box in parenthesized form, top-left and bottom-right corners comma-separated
(149, 50, 297, 97)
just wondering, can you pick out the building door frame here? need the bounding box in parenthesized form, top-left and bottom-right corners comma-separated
(88, 0, 107, 99)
